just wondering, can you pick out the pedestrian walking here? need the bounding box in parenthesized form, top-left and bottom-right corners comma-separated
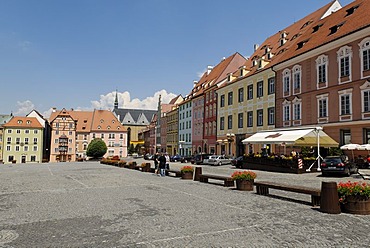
(158, 153, 166, 177)
(153, 152, 159, 174)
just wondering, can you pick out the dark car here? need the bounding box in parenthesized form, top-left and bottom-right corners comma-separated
(194, 154, 212, 165)
(320, 156, 358, 176)
(180, 155, 193, 163)
(170, 154, 181, 162)
(231, 156, 244, 168)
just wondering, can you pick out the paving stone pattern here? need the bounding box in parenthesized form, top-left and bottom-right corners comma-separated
(0, 160, 369, 247)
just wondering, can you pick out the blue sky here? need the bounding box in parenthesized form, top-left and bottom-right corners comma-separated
(0, 0, 352, 117)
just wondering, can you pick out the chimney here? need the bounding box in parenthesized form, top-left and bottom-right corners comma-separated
(193, 80, 198, 87)
(207, 65, 213, 75)
(221, 57, 226, 61)
(254, 44, 259, 52)
(52, 107, 56, 113)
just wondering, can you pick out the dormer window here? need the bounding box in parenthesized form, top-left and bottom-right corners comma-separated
(312, 23, 323, 33)
(345, 5, 360, 17)
(297, 39, 309, 50)
(26, 120, 31, 124)
(17, 120, 23, 124)
(329, 22, 345, 35)
(264, 46, 270, 54)
(301, 20, 313, 29)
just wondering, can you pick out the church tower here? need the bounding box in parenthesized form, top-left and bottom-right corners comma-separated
(114, 90, 118, 109)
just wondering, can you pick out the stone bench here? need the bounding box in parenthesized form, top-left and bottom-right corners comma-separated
(199, 174, 234, 187)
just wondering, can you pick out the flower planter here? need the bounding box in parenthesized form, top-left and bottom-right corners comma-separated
(141, 163, 151, 172)
(235, 179, 254, 191)
(181, 171, 193, 180)
(341, 196, 370, 215)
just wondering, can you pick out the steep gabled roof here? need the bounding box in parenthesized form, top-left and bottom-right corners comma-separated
(3, 116, 43, 129)
(241, 0, 340, 76)
(191, 52, 247, 97)
(90, 110, 125, 132)
(279, 0, 370, 62)
(113, 108, 157, 124)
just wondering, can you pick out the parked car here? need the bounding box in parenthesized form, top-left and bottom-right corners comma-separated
(207, 155, 232, 166)
(320, 156, 358, 176)
(180, 155, 193, 163)
(231, 156, 244, 168)
(170, 154, 181, 162)
(194, 154, 212, 165)
(144, 154, 154, 160)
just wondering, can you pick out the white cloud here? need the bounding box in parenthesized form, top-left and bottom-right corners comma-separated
(14, 100, 35, 116)
(91, 90, 177, 110)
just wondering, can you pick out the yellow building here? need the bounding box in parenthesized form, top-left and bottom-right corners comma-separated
(2, 116, 43, 164)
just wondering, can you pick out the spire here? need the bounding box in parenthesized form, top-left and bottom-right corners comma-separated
(114, 89, 118, 109)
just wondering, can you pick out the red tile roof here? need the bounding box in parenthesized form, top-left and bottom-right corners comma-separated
(3, 116, 43, 129)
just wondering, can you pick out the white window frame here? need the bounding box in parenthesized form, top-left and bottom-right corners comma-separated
(268, 107, 275, 126)
(316, 55, 328, 89)
(337, 45, 352, 84)
(257, 81, 263, 98)
(360, 80, 370, 119)
(359, 37, 370, 79)
(292, 97, 302, 125)
(292, 65, 301, 94)
(282, 99, 291, 127)
(316, 93, 329, 123)
(283, 69, 291, 97)
(338, 88, 353, 121)
(257, 109, 263, 126)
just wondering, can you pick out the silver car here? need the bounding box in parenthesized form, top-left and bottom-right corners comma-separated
(207, 155, 232, 166)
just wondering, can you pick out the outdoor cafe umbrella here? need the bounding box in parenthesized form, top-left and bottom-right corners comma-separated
(340, 143, 361, 160)
(359, 144, 370, 151)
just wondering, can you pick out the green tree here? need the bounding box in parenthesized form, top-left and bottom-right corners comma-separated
(86, 138, 107, 158)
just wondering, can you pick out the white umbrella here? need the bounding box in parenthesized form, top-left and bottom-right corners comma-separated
(340, 144, 361, 160)
(358, 144, 370, 151)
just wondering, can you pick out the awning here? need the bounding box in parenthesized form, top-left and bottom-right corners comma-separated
(242, 127, 338, 147)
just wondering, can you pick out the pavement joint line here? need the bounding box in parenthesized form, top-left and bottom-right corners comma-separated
(66, 175, 89, 188)
(47, 164, 54, 176)
(155, 183, 264, 214)
(136, 227, 246, 245)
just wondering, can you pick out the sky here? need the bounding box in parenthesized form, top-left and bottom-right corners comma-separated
(0, 0, 353, 118)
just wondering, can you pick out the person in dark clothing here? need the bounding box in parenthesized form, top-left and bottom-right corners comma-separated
(158, 153, 166, 177)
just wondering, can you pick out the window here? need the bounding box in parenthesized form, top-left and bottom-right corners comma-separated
(34, 130, 38, 134)
(25, 138, 29, 144)
(359, 38, 370, 78)
(316, 55, 328, 88)
(220, 117, 225, 130)
(101, 133, 104, 139)
(7, 130, 12, 134)
(247, 85, 253, 100)
(8, 155, 14, 162)
(31, 156, 36, 162)
(363, 128, 370, 144)
(337, 46, 352, 82)
(7, 137, 11, 144)
(16, 137, 20, 144)
(54, 139, 59, 144)
(268, 77, 275, 94)
(257, 109, 263, 126)
(340, 129, 351, 145)
(227, 115, 232, 129)
(24, 146, 28, 152)
(247, 111, 253, 127)
(293, 102, 301, 121)
(339, 88, 353, 120)
(317, 94, 329, 121)
(283, 101, 291, 122)
(25, 130, 29, 134)
(361, 81, 370, 114)
(340, 94, 351, 115)
(283, 69, 291, 97)
(228, 92, 233, 105)
(220, 95, 225, 107)
(238, 113, 243, 128)
(257, 81, 263, 97)
(16, 146, 20, 151)
(268, 107, 275, 125)
(16, 129, 20, 134)
(33, 138, 38, 144)
(293, 65, 301, 93)
(6, 146, 11, 151)
(238, 88, 244, 102)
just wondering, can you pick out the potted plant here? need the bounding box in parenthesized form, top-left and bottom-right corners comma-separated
(118, 160, 127, 168)
(141, 162, 151, 172)
(181, 165, 194, 180)
(338, 181, 370, 215)
(128, 161, 137, 169)
(231, 170, 257, 191)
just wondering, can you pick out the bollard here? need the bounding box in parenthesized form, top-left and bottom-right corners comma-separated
(320, 181, 341, 214)
(194, 167, 202, 181)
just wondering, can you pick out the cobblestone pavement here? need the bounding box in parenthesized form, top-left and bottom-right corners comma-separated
(0, 160, 369, 247)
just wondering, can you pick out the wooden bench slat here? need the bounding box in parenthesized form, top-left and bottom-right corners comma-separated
(199, 174, 234, 187)
(254, 181, 321, 206)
